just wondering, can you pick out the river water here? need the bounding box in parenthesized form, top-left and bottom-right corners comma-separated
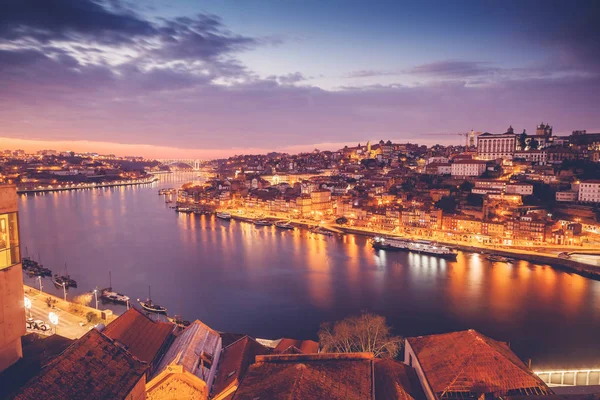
(18, 173, 600, 369)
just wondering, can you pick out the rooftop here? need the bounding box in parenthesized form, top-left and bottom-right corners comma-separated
(212, 336, 270, 399)
(407, 329, 551, 398)
(273, 338, 320, 354)
(233, 353, 375, 400)
(103, 307, 174, 363)
(13, 329, 147, 400)
(153, 319, 221, 380)
(374, 359, 426, 400)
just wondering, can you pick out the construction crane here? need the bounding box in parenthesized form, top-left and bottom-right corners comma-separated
(424, 132, 473, 147)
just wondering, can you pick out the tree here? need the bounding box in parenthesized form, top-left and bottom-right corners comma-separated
(459, 180, 474, 192)
(318, 312, 402, 358)
(73, 293, 92, 307)
(518, 131, 528, 150)
(529, 138, 539, 150)
(435, 196, 457, 214)
(466, 193, 484, 207)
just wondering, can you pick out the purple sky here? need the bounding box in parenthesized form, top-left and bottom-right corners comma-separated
(1, 0, 599, 158)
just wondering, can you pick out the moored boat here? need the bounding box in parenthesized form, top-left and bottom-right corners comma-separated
(101, 289, 130, 304)
(139, 299, 167, 314)
(371, 237, 457, 260)
(52, 274, 78, 289)
(310, 226, 334, 236)
(138, 286, 167, 314)
(486, 255, 512, 263)
(216, 212, 232, 220)
(275, 221, 295, 230)
(254, 219, 272, 226)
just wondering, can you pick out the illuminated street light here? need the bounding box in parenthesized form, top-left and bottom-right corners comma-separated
(93, 288, 99, 309)
(37, 276, 43, 294)
(49, 311, 59, 333)
(24, 296, 32, 318)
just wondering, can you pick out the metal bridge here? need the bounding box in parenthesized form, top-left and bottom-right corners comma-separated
(157, 159, 204, 171)
(535, 369, 600, 386)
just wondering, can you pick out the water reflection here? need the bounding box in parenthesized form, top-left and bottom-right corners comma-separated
(17, 172, 600, 368)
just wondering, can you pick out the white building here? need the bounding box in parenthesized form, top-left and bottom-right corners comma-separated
(477, 131, 516, 160)
(578, 180, 600, 203)
(556, 191, 578, 202)
(451, 160, 487, 177)
(506, 183, 534, 195)
(427, 156, 449, 165)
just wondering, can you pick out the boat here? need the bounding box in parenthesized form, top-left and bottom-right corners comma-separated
(275, 221, 295, 230)
(254, 219, 272, 226)
(139, 299, 167, 314)
(102, 290, 130, 304)
(486, 255, 512, 263)
(100, 272, 130, 304)
(310, 227, 334, 236)
(216, 212, 232, 220)
(138, 287, 167, 314)
(52, 263, 78, 288)
(371, 237, 457, 260)
(52, 275, 78, 289)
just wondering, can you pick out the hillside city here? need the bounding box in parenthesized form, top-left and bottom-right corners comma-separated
(1, 124, 600, 399)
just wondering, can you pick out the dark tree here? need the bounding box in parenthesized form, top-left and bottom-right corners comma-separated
(435, 196, 457, 213)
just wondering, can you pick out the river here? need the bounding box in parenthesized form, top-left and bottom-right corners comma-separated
(18, 172, 600, 369)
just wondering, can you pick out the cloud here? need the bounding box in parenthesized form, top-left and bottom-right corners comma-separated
(345, 70, 400, 78)
(0, 0, 156, 45)
(406, 60, 499, 79)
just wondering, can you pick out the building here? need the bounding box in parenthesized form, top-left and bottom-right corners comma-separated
(374, 359, 426, 400)
(13, 329, 148, 400)
(506, 183, 534, 196)
(273, 338, 319, 354)
(477, 129, 516, 160)
(451, 160, 487, 178)
(146, 320, 222, 400)
(310, 189, 332, 214)
(404, 330, 551, 400)
(211, 336, 270, 400)
(556, 190, 578, 202)
(103, 307, 174, 375)
(0, 185, 25, 373)
(578, 180, 600, 203)
(505, 216, 551, 244)
(232, 353, 375, 400)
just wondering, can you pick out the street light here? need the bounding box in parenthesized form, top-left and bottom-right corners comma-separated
(48, 311, 59, 334)
(37, 276, 43, 294)
(93, 288, 99, 310)
(59, 282, 67, 301)
(24, 296, 32, 318)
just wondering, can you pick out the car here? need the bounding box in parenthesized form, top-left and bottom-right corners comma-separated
(26, 318, 51, 332)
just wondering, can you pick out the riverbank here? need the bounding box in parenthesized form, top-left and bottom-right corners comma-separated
(212, 209, 600, 281)
(17, 175, 159, 194)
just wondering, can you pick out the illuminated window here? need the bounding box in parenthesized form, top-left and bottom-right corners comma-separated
(0, 212, 20, 270)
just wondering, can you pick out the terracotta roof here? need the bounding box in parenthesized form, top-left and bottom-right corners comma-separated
(103, 307, 174, 363)
(374, 359, 425, 400)
(153, 319, 221, 380)
(406, 330, 551, 398)
(14, 329, 147, 400)
(233, 353, 374, 400)
(212, 336, 270, 399)
(274, 338, 319, 354)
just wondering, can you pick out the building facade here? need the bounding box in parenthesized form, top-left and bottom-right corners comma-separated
(0, 185, 25, 373)
(578, 180, 600, 203)
(477, 131, 516, 160)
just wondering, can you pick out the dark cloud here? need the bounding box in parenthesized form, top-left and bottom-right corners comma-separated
(0, 0, 156, 45)
(153, 14, 256, 61)
(267, 72, 307, 85)
(406, 61, 499, 78)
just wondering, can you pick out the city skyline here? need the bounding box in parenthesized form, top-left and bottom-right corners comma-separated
(1, 0, 600, 158)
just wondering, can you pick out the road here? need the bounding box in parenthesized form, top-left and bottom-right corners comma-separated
(24, 288, 93, 339)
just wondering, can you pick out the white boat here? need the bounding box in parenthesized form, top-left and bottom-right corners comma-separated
(275, 221, 295, 230)
(101, 289, 130, 304)
(216, 212, 232, 220)
(372, 237, 457, 260)
(254, 219, 272, 226)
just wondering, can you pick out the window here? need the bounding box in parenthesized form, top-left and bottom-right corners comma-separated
(0, 212, 20, 270)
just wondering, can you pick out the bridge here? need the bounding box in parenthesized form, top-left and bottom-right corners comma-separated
(157, 159, 204, 171)
(535, 369, 600, 386)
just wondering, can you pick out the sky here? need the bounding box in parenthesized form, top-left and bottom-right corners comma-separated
(1, 0, 599, 158)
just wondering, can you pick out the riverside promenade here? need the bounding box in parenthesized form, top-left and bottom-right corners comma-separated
(23, 284, 117, 339)
(17, 175, 159, 194)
